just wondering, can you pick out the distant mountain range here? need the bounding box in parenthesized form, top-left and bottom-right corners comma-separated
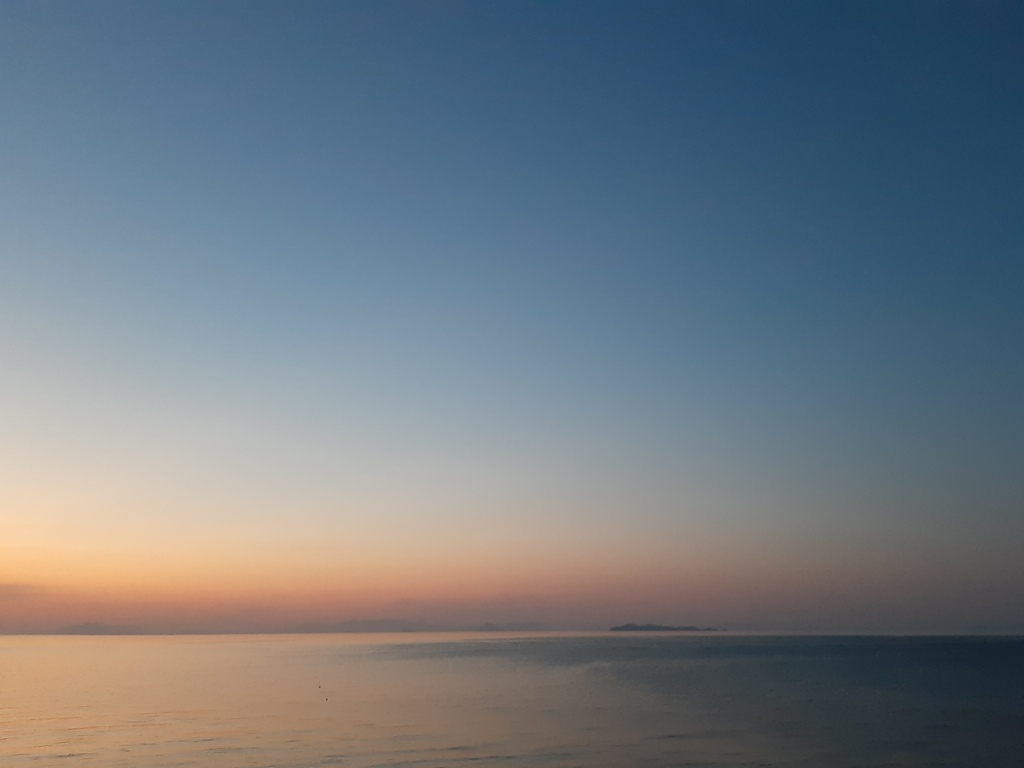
(38, 619, 556, 635)
(609, 623, 722, 632)
(55, 622, 144, 635)
(37, 620, 726, 635)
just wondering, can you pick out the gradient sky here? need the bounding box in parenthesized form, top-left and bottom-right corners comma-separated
(2, 1, 1022, 633)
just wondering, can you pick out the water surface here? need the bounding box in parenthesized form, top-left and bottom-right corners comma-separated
(2, 633, 1021, 767)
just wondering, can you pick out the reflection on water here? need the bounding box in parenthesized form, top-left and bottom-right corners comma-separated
(1, 633, 1022, 767)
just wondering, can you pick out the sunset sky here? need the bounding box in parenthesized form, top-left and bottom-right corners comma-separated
(2, 1, 1022, 633)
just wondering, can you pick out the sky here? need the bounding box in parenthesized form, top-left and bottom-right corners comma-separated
(1, 0, 1022, 633)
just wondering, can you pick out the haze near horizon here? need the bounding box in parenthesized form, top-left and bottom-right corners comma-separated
(2, 1, 1021, 634)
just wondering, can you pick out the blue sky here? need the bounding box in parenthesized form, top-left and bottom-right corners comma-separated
(1, 1, 1022, 632)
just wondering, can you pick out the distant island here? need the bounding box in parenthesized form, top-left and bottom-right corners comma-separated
(55, 622, 145, 635)
(609, 623, 722, 632)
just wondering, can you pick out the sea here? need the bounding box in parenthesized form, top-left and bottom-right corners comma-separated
(2, 632, 1022, 767)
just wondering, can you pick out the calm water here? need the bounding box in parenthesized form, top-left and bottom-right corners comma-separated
(2, 633, 1022, 767)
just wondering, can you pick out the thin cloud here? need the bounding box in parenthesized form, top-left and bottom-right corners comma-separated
(0, 583, 41, 599)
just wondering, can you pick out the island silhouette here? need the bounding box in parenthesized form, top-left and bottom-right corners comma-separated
(609, 623, 721, 632)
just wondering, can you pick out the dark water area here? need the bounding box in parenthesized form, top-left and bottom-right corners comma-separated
(388, 634, 1024, 766)
(2, 633, 1022, 767)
